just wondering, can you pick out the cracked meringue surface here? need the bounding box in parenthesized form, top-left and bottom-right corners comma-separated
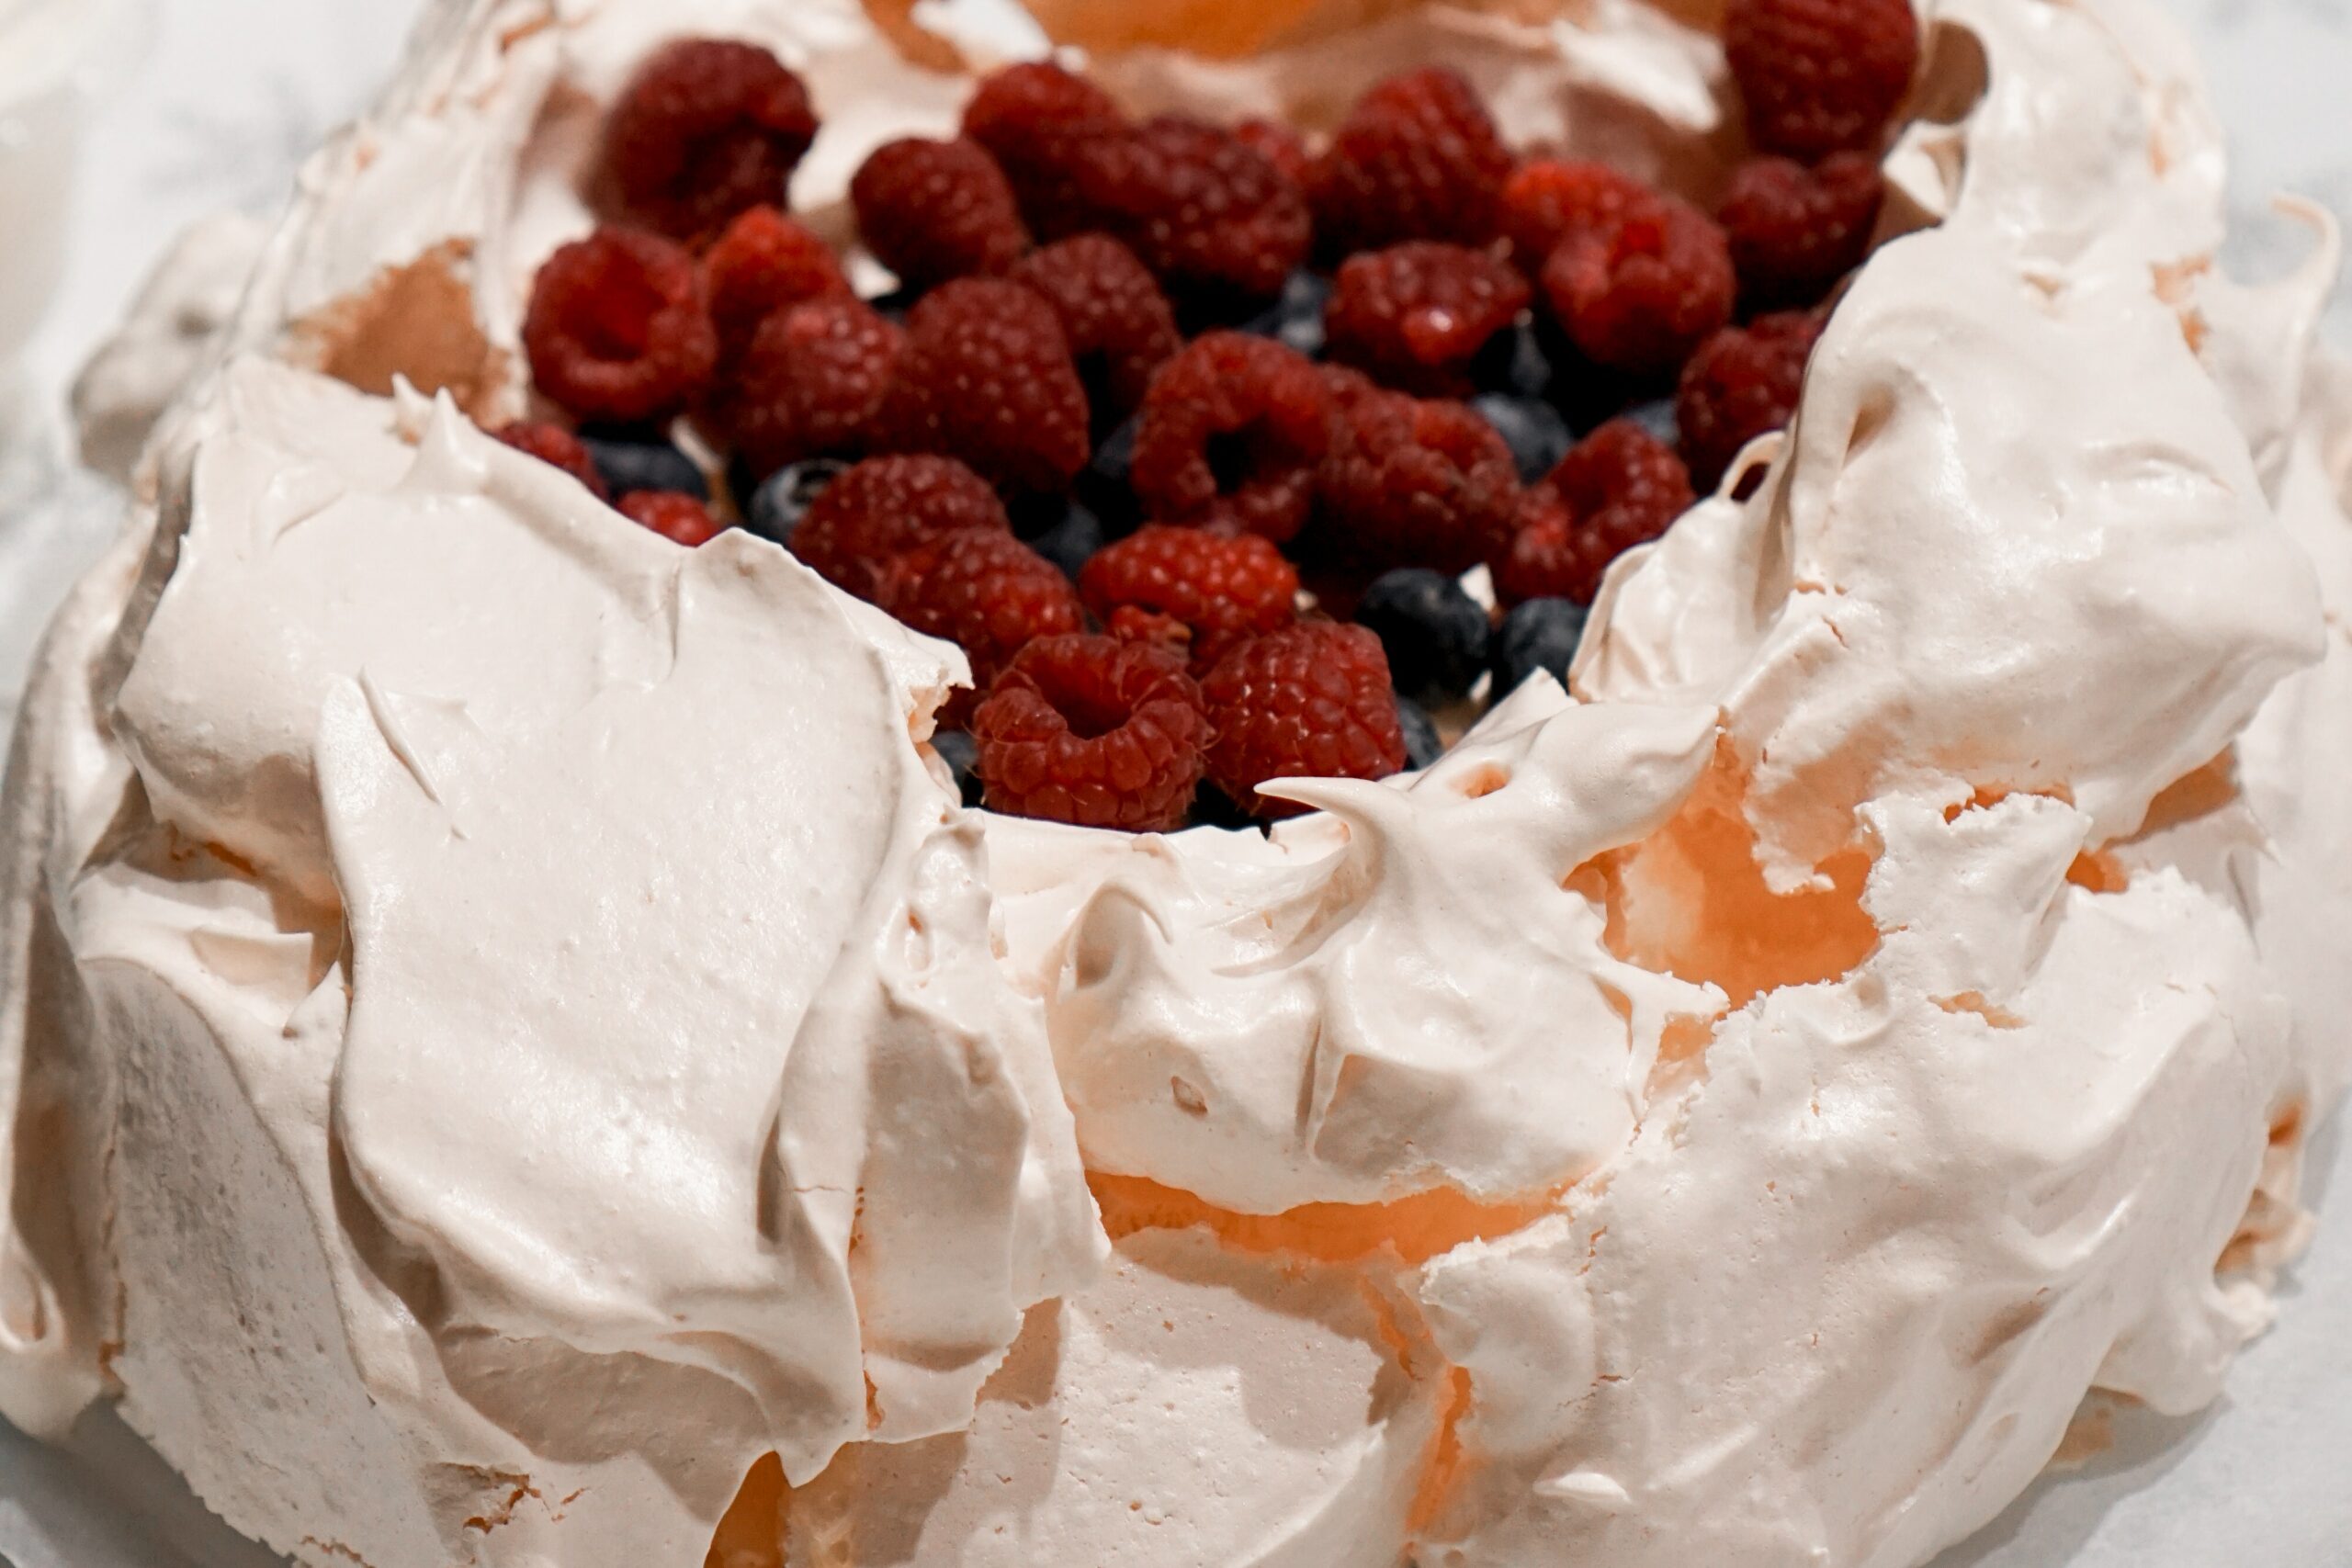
(1, 2, 2347, 1567)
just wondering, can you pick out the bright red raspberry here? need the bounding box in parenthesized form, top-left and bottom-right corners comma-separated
(852, 137, 1032, 291)
(790, 455, 1010, 603)
(1675, 308, 1825, 490)
(601, 39, 819, 241)
(1079, 524, 1299, 672)
(523, 227, 718, 423)
(1316, 368, 1521, 574)
(1234, 118, 1311, 186)
(1202, 621, 1407, 819)
(724, 297, 904, 479)
(1541, 197, 1735, 378)
(702, 205, 850, 366)
(1011, 235, 1182, 418)
(1717, 152, 1883, 307)
(878, 278, 1092, 494)
(884, 527, 1085, 692)
(1499, 159, 1662, 275)
(971, 634, 1209, 831)
(1306, 67, 1513, 254)
(1129, 332, 1333, 543)
(1107, 605, 1196, 661)
(962, 62, 1129, 242)
(1491, 420, 1694, 604)
(618, 491, 726, 547)
(1324, 242, 1532, 396)
(1071, 116, 1311, 300)
(1724, 0, 1920, 160)
(491, 421, 608, 500)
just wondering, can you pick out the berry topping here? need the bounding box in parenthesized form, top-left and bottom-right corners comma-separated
(1718, 152, 1884, 308)
(1317, 369, 1521, 575)
(618, 491, 726, 547)
(884, 526, 1086, 691)
(851, 137, 1033, 291)
(1396, 694, 1443, 770)
(1129, 332, 1333, 543)
(1675, 308, 1825, 490)
(1233, 118, 1311, 186)
(971, 634, 1210, 831)
(1499, 159, 1661, 275)
(742, 458, 845, 547)
(523, 228, 718, 424)
(701, 206, 850, 367)
(579, 431, 707, 501)
(789, 455, 1010, 602)
(1493, 419, 1694, 604)
(1240, 269, 1333, 360)
(1471, 392, 1575, 482)
(932, 727, 985, 807)
(1202, 621, 1408, 818)
(1724, 0, 1921, 160)
(1079, 524, 1300, 672)
(601, 39, 819, 240)
(962, 62, 1128, 242)
(878, 277, 1092, 493)
(1325, 242, 1532, 396)
(1011, 235, 1182, 421)
(1540, 197, 1736, 378)
(1491, 597, 1590, 697)
(1072, 115, 1312, 302)
(1025, 498, 1109, 581)
(725, 297, 904, 479)
(1308, 67, 1513, 254)
(1354, 568, 1492, 705)
(492, 421, 609, 499)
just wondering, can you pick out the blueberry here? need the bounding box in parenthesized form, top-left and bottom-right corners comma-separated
(869, 283, 922, 322)
(1240, 270, 1330, 359)
(1396, 695, 1444, 772)
(1023, 499, 1106, 582)
(1356, 569, 1492, 705)
(933, 728, 984, 808)
(1471, 319, 1554, 400)
(1077, 413, 1145, 539)
(1620, 397, 1679, 448)
(1472, 393, 1574, 483)
(580, 430, 709, 500)
(744, 459, 848, 548)
(1491, 598, 1589, 700)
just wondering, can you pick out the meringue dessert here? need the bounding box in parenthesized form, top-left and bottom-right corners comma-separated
(3, 0, 2348, 1565)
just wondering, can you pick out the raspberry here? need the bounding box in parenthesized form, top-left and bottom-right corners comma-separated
(789, 455, 1010, 603)
(702, 206, 850, 367)
(1317, 368, 1521, 574)
(1079, 524, 1299, 672)
(1724, 0, 1920, 160)
(971, 634, 1209, 831)
(878, 278, 1092, 493)
(601, 39, 819, 240)
(1499, 160, 1662, 275)
(884, 527, 1085, 691)
(852, 137, 1032, 291)
(1107, 605, 1196, 660)
(1674, 308, 1825, 490)
(1010, 235, 1182, 419)
(1071, 116, 1311, 301)
(1540, 197, 1735, 378)
(1306, 68, 1513, 254)
(491, 421, 608, 500)
(1324, 242, 1532, 396)
(523, 228, 718, 423)
(618, 491, 726, 547)
(724, 297, 904, 479)
(1491, 420, 1694, 604)
(1234, 119, 1311, 186)
(1717, 152, 1884, 307)
(962, 62, 1129, 242)
(1202, 621, 1407, 819)
(1129, 332, 1333, 543)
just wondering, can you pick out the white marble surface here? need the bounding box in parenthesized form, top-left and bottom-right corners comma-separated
(2, 3, 2350, 1567)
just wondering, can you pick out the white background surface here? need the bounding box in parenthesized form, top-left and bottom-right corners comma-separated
(3, 2, 2351, 1566)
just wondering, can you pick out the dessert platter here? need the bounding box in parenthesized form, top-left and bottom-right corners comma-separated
(3, 0, 2349, 1565)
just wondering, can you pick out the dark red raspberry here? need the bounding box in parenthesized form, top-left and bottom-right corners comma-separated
(1317, 369, 1521, 576)
(1324, 242, 1532, 396)
(851, 137, 1032, 291)
(491, 421, 608, 500)
(1499, 159, 1662, 275)
(884, 527, 1085, 692)
(702, 205, 850, 366)
(1070, 116, 1311, 301)
(725, 297, 904, 478)
(1234, 118, 1310, 186)
(1540, 197, 1735, 378)
(618, 491, 726, 547)
(962, 62, 1129, 242)
(1491, 419, 1694, 604)
(523, 227, 718, 423)
(1306, 68, 1513, 254)
(878, 278, 1092, 494)
(1079, 524, 1299, 673)
(601, 39, 819, 241)
(1717, 152, 1883, 307)
(971, 634, 1209, 831)
(1675, 309, 1825, 490)
(1724, 0, 1920, 160)
(790, 455, 1010, 603)
(1107, 605, 1196, 661)
(1010, 235, 1182, 418)
(1129, 332, 1333, 544)
(1202, 621, 1408, 819)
